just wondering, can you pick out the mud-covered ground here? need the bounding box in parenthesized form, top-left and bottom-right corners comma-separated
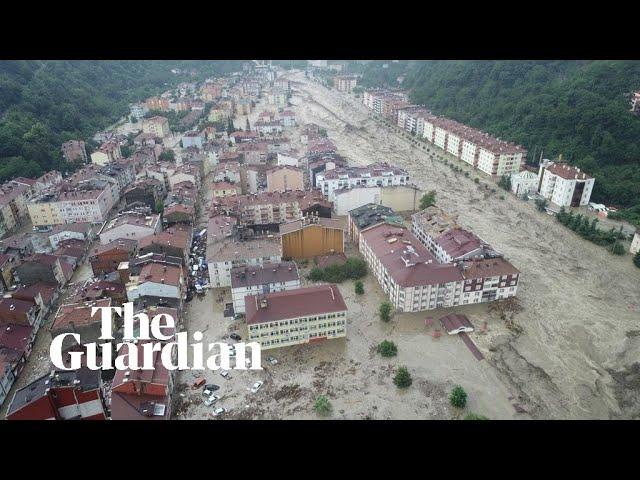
(277, 71, 640, 420)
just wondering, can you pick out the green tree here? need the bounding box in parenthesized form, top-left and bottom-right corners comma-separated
(354, 280, 364, 295)
(419, 190, 437, 210)
(158, 149, 175, 162)
(343, 257, 367, 279)
(535, 198, 548, 212)
(308, 267, 324, 282)
(611, 241, 625, 255)
(450, 385, 467, 408)
(393, 366, 412, 388)
(314, 395, 332, 416)
(226, 118, 235, 133)
(498, 175, 511, 191)
(634, 251, 640, 268)
(377, 340, 397, 357)
(379, 302, 392, 322)
(464, 412, 489, 420)
(245, 118, 251, 131)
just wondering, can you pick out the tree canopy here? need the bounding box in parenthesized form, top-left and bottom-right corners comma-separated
(350, 60, 640, 213)
(0, 60, 241, 182)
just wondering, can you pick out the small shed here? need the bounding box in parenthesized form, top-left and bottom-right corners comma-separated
(439, 314, 474, 335)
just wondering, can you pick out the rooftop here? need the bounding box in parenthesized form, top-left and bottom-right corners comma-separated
(51, 298, 112, 331)
(412, 206, 459, 238)
(6, 368, 101, 417)
(545, 162, 594, 181)
(245, 284, 347, 325)
(207, 237, 281, 263)
(279, 216, 345, 235)
(349, 203, 404, 231)
(360, 223, 463, 288)
(231, 261, 299, 289)
(136, 262, 183, 287)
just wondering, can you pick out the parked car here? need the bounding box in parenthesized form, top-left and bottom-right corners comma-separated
(250, 381, 264, 393)
(230, 333, 242, 341)
(212, 407, 226, 416)
(220, 370, 230, 379)
(204, 384, 220, 393)
(204, 395, 220, 407)
(267, 357, 278, 365)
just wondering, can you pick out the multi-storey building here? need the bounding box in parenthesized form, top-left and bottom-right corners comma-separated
(142, 116, 171, 138)
(27, 186, 113, 227)
(231, 261, 300, 314)
(333, 75, 358, 93)
(98, 213, 161, 245)
(347, 203, 404, 247)
(537, 159, 595, 208)
(5, 368, 107, 420)
(130, 103, 149, 120)
(266, 166, 304, 192)
(359, 222, 519, 312)
(146, 96, 170, 112)
(315, 163, 410, 202)
(245, 284, 348, 350)
(215, 190, 332, 227)
(207, 238, 282, 288)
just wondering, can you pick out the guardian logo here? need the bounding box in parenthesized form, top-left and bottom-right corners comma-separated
(50, 302, 262, 371)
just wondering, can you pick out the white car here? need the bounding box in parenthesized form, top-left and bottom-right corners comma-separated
(212, 407, 226, 416)
(203, 395, 220, 407)
(219, 370, 230, 379)
(267, 357, 278, 365)
(250, 381, 264, 393)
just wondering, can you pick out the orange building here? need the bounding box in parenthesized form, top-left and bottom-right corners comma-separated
(279, 216, 344, 260)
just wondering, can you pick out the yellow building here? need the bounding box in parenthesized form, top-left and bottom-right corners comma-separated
(279, 216, 345, 260)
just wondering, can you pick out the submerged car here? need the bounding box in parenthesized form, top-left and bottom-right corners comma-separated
(250, 381, 264, 393)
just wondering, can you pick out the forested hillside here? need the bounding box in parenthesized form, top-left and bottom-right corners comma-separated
(350, 60, 640, 215)
(0, 60, 241, 181)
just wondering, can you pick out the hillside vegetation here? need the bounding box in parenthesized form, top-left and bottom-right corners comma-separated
(349, 60, 640, 219)
(0, 60, 241, 181)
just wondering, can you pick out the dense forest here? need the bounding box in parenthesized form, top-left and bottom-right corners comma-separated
(348, 60, 640, 219)
(0, 60, 242, 182)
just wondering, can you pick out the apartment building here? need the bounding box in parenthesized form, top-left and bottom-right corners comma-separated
(5, 368, 107, 420)
(231, 261, 300, 314)
(359, 222, 519, 312)
(28, 186, 112, 227)
(215, 190, 332, 227)
(316, 163, 410, 202)
(130, 103, 149, 120)
(98, 213, 161, 245)
(266, 166, 304, 192)
(420, 116, 526, 177)
(537, 159, 595, 207)
(110, 340, 172, 420)
(207, 238, 282, 288)
(142, 116, 171, 138)
(245, 284, 347, 351)
(212, 181, 240, 198)
(411, 206, 459, 254)
(126, 262, 185, 306)
(61, 140, 88, 163)
(181, 131, 204, 149)
(347, 203, 404, 246)
(333, 75, 358, 93)
(146, 96, 169, 112)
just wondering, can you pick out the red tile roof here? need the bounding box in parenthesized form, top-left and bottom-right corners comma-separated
(360, 223, 463, 288)
(245, 284, 347, 325)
